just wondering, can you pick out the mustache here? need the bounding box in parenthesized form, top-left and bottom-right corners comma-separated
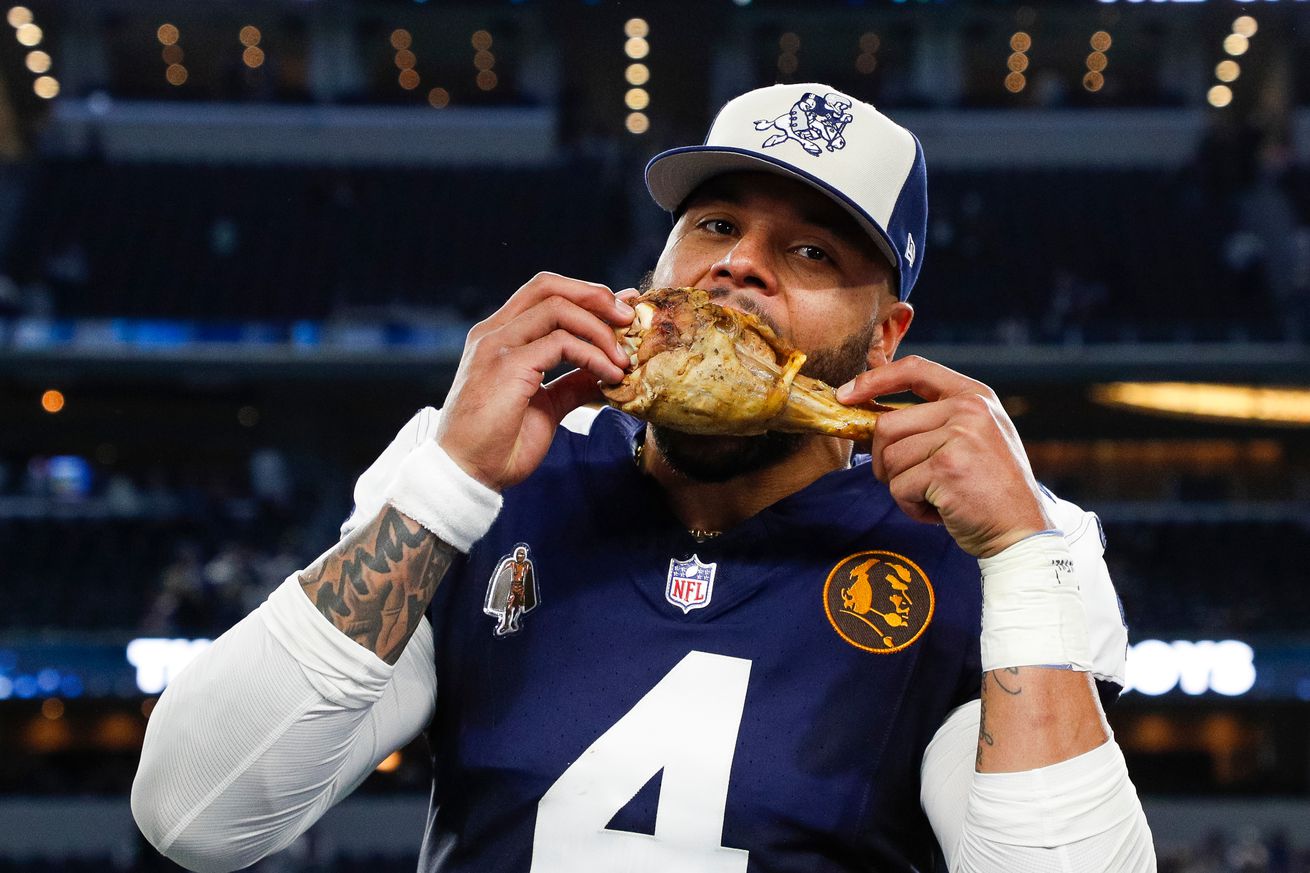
(706, 287, 785, 337)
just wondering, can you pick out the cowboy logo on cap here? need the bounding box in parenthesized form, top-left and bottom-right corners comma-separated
(754, 91, 855, 156)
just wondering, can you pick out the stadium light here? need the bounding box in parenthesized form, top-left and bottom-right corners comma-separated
(1006, 32, 1029, 93)
(856, 32, 879, 75)
(1222, 33, 1249, 57)
(1208, 16, 1255, 110)
(240, 24, 263, 69)
(1084, 30, 1111, 93)
(625, 88, 649, 111)
(625, 112, 650, 135)
(14, 8, 57, 93)
(1093, 382, 1310, 426)
(40, 389, 64, 413)
(472, 30, 497, 91)
(778, 32, 799, 77)
(158, 24, 186, 86)
(625, 21, 650, 134)
(625, 36, 649, 60)
(625, 63, 649, 86)
(14, 21, 39, 45)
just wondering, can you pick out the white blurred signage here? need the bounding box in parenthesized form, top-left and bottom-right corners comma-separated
(1123, 639, 1257, 696)
(126, 638, 213, 694)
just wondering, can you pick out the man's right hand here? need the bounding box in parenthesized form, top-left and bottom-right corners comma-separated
(436, 272, 636, 492)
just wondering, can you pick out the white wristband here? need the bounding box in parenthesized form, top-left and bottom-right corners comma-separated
(383, 438, 503, 553)
(979, 531, 1092, 673)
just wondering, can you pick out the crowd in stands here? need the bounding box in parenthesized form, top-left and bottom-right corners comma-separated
(0, 158, 628, 323)
(1106, 520, 1310, 637)
(0, 442, 1305, 639)
(0, 449, 336, 636)
(0, 154, 1304, 342)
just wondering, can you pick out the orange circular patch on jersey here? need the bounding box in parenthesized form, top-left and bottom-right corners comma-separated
(823, 550, 935, 654)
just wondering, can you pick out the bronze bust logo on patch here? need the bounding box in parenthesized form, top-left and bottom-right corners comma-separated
(823, 551, 935, 654)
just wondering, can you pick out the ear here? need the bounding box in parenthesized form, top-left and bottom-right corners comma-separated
(866, 298, 914, 368)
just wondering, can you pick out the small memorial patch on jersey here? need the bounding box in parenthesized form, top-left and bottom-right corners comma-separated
(823, 550, 934, 653)
(665, 555, 717, 614)
(484, 542, 540, 637)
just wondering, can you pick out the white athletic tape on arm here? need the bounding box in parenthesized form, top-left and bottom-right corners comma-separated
(979, 531, 1093, 673)
(383, 438, 502, 553)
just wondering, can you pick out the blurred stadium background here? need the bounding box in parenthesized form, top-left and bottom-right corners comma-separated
(0, 0, 1307, 870)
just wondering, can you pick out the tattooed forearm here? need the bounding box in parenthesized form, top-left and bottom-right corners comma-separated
(976, 667, 1024, 769)
(299, 506, 457, 665)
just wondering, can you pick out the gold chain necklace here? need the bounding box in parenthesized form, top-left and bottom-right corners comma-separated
(633, 438, 723, 542)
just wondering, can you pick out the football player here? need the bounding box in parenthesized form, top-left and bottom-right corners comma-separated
(134, 84, 1156, 871)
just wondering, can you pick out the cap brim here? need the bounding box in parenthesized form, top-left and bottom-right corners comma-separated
(645, 145, 902, 287)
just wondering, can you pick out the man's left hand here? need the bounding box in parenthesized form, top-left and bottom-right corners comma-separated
(836, 355, 1053, 558)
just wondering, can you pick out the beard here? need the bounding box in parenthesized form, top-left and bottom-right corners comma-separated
(649, 291, 877, 483)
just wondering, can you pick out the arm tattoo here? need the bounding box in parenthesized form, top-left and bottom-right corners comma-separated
(976, 667, 1024, 768)
(299, 506, 457, 665)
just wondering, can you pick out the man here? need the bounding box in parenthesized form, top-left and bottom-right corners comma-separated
(133, 84, 1155, 871)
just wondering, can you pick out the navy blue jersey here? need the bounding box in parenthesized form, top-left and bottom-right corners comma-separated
(419, 408, 983, 872)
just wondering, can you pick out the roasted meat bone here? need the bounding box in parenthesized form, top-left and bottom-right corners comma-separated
(601, 287, 883, 440)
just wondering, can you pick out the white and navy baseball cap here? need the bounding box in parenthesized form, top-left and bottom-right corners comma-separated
(645, 83, 928, 301)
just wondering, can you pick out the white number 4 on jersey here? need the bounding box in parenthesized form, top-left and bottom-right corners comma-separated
(531, 651, 752, 872)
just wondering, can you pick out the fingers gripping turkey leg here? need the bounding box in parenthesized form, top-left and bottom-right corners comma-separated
(601, 287, 883, 440)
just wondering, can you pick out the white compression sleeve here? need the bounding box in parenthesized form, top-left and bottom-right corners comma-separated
(921, 701, 1156, 873)
(131, 574, 437, 873)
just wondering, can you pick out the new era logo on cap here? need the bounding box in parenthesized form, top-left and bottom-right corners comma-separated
(645, 83, 928, 301)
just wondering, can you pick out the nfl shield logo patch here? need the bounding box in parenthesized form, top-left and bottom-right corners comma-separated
(665, 555, 717, 614)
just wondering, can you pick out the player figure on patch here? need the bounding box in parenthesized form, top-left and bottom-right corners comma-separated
(484, 543, 539, 636)
(755, 92, 855, 156)
(842, 558, 914, 648)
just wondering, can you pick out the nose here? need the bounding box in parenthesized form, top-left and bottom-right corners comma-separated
(710, 230, 778, 295)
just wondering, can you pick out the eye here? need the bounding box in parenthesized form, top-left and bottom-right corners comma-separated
(796, 244, 830, 262)
(700, 218, 736, 236)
